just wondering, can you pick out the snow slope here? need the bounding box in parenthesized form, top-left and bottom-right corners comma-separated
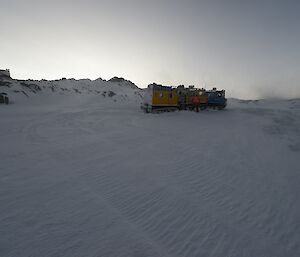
(0, 75, 143, 105)
(0, 85, 299, 257)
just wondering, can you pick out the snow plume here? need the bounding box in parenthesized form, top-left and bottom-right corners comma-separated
(253, 81, 300, 100)
(210, 74, 300, 100)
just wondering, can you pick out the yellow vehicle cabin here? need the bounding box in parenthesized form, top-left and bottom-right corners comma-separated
(142, 83, 178, 113)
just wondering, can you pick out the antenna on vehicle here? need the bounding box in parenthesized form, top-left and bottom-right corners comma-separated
(202, 79, 207, 90)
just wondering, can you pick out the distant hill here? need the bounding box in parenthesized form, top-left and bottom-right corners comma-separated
(0, 74, 143, 104)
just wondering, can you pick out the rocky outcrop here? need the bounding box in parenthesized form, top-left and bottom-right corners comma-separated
(108, 77, 138, 89)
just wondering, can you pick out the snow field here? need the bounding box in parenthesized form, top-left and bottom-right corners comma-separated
(0, 94, 299, 257)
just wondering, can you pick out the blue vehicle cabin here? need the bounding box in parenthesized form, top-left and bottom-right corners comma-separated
(207, 88, 227, 109)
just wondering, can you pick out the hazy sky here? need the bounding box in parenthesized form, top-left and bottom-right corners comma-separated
(1, 0, 299, 99)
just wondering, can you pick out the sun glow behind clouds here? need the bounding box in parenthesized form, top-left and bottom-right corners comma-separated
(1, 0, 300, 99)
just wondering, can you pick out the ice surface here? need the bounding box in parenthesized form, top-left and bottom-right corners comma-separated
(0, 83, 300, 257)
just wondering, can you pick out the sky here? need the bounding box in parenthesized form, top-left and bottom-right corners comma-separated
(1, 0, 299, 99)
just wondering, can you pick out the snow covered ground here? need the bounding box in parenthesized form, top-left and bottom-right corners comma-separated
(0, 81, 300, 257)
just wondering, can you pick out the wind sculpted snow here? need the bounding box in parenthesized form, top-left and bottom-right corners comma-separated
(0, 94, 299, 257)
